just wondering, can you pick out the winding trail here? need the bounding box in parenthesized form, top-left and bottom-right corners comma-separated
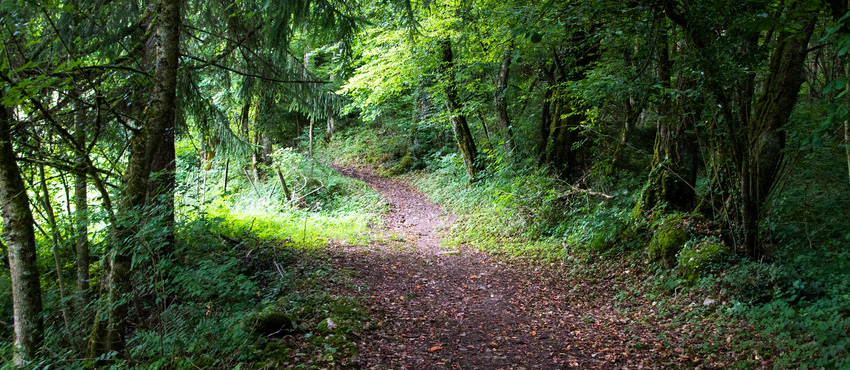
(330, 166, 664, 369)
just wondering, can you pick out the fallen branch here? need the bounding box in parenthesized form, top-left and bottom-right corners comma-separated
(562, 183, 614, 199)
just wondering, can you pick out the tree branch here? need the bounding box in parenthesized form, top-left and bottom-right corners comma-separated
(182, 54, 330, 84)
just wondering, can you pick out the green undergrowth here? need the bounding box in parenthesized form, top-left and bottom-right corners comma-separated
(1, 144, 381, 369)
(179, 144, 385, 249)
(406, 153, 638, 261)
(383, 138, 849, 367)
(120, 218, 369, 369)
(318, 121, 850, 367)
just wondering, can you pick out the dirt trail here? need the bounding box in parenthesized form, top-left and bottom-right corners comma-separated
(331, 166, 650, 369)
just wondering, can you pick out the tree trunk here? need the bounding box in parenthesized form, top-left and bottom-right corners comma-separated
(95, 0, 181, 356)
(74, 104, 89, 302)
(542, 92, 581, 180)
(145, 0, 181, 253)
(38, 164, 74, 341)
(440, 37, 481, 179)
(742, 18, 816, 257)
(608, 97, 642, 173)
(0, 95, 44, 367)
(494, 43, 514, 152)
(846, 120, 849, 184)
(538, 81, 554, 161)
(252, 131, 261, 183)
(277, 169, 292, 201)
(539, 34, 599, 180)
(634, 26, 699, 217)
(326, 116, 335, 141)
(223, 158, 230, 193)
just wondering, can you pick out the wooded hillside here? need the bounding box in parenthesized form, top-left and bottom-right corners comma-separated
(1, 0, 849, 368)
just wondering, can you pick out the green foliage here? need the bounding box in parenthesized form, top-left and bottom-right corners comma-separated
(0, 273, 10, 338)
(408, 151, 638, 260)
(723, 253, 850, 368)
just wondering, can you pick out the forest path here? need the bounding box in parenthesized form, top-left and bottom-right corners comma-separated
(330, 166, 651, 369)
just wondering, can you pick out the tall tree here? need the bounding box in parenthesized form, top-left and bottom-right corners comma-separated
(441, 37, 482, 179)
(663, 0, 818, 257)
(0, 94, 44, 367)
(92, 0, 181, 355)
(494, 43, 514, 152)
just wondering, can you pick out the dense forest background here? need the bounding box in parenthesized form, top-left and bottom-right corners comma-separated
(1, 0, 849, 368)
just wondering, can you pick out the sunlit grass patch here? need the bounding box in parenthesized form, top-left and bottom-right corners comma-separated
(210, 204, 375, 249)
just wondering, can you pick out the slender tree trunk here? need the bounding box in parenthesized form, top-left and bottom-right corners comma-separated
(277, 169, 292, 201)
(327, 73, 336, 141)
(494, 43, 514, 152)
(608, 97, 641, 173)
(844, 64, 850, 184)
(309, 118, 314, 159)
(95, 0, 181, 356)
(846, 121, 850, 184)
(38, 164, 74, 341)
(74, 104, 89, 302)
(223, 158, 230, 193)
(538, 83, 554, 161)
(476, 112, 495, 152)
(542, 92, 581, 179)
(146, 0, 181, 253)
(440, 37, 481, 179)
(539, 36, 598, 180)
(252, 132, 261, 183)
(0, 95, 44, 367)
(635, 25, 699, 216)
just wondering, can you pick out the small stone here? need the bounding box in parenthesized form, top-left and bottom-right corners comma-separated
(326, 318, 338, 330)
(703, 298, 716, 306)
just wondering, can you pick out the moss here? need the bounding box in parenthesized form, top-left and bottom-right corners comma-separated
(648, 220, 690, 269)
(382, 150, 415, 176)
(248, 311, 298, 336)
(678, 242, 727, 282)
(315, 317, 338, 334)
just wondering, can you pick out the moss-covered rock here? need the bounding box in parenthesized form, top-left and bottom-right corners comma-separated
(248, 311, 298, 336)
(315, 317, 338, 334)
(648, 220, 690, 269)
(382, 150, 415, 176)
(677, 242, 727, 282)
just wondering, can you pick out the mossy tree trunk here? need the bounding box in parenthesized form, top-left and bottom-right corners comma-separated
(539, 30, 599, 181)
(664, 2, 816, 258)
(0, 93, 44, 367)
(542, 91, 582, 181)
(494, 42, 514, 153)
(607, 95, 643, 174)
(635, 27, 700, 217)
(740, 19, 816, 257)
(440, 37, 481, 179)
(538, 66, 555, 160)
(93, 0, 181, 356)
